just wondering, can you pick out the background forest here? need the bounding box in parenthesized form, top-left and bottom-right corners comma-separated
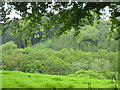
(1, 20, 118, 80)
(1, 1, 120, 88)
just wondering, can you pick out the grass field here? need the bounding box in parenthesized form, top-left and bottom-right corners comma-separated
(1, 70, 118, 88)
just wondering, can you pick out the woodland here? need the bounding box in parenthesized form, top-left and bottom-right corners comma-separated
(0, 2, 120, 88)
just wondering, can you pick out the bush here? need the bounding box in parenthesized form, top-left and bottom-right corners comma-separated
(2, 41, 17, 51)
(101, 70, 118, 79)
(28, 49, 49, 60)
(2, 42, 118, 77)
(55, 48, 71, 60)
(3, 53, 28, 71)
(75, 70, 106, 79)
(25, 59, 44, 73)
(42, 56, 72, 75)
(71, 60, 91, 73)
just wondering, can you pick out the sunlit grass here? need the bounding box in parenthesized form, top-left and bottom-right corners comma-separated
(2, 70, 118, 88)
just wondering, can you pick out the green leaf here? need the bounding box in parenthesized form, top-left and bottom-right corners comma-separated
(34, 34, 39, 38)
(40, 28, 44, 32)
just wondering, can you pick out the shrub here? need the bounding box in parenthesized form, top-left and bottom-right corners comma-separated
(89, 58, 111, 73)
(28, 49, 49, 60)
(42, 56, 72, 75)
(55, 48, 71, 60)
(71, 58, 93, 73)
(101, 70, 118, 79)
(3, 53, 28, 71)
(25, 60, 44, 73)
(2, 41, 17, 51)
(75, 70, 106, 79)
(16, 48, 29, 54)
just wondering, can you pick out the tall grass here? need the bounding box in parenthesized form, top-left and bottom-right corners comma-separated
(2, 71, 119, 88)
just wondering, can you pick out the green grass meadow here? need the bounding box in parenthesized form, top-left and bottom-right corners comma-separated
(2, 71, 118, 88)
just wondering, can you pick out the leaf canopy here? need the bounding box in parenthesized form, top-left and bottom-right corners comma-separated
(1, 2, 120, 41)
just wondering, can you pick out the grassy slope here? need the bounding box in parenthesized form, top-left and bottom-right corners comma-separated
(2, 71, 116, 88)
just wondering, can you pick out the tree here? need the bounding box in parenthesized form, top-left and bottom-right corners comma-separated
(1, 2, 120, 43)
(44, 20, 118, 52)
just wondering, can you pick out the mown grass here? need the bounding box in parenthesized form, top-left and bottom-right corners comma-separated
(1, 70, 118, 88)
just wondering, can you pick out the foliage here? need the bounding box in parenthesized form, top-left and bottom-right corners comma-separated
(100, 70, 118, 79)
(41, 56, 72, 75)
(74, 70, 106, 79)
(1, 2, 120, 41)
(2, 20, 118, 52)
(2, 41, 118, 79)
(2, 41, 17, 51)
(3, 53, 28, 71)
(37, 20, 118, 52)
